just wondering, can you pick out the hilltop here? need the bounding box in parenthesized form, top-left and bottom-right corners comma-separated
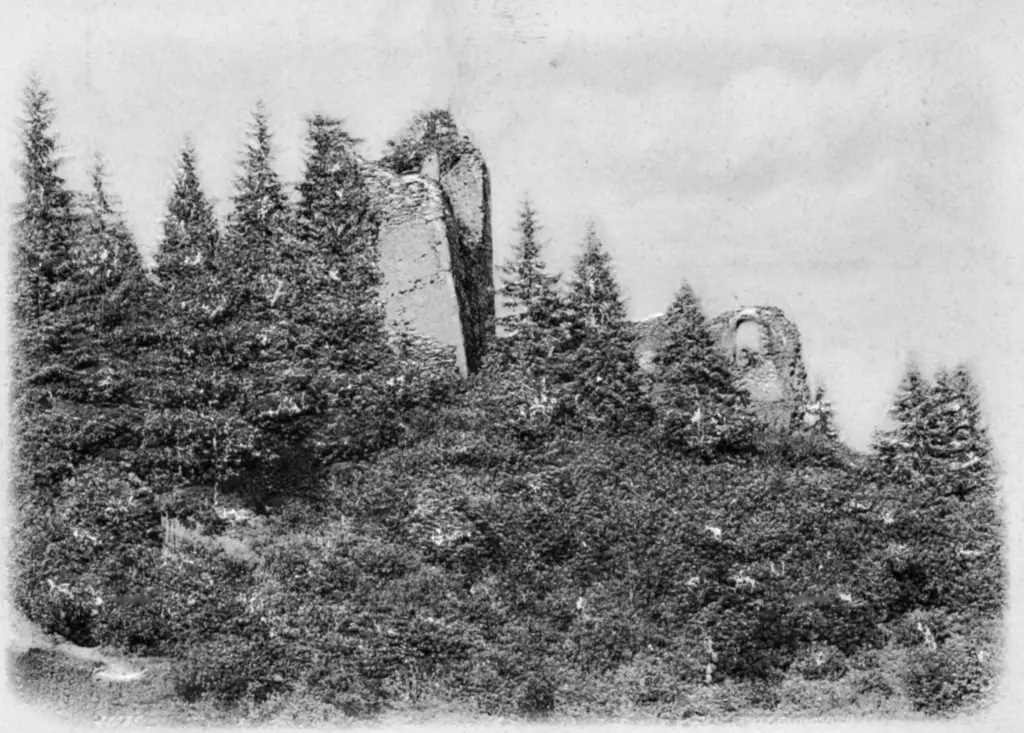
(8, 85, 1006, 724)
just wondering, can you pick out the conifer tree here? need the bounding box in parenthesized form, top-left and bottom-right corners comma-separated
(295, 114, 379, 296)
(226, 102, 288, 263)
(158, 138, 219, 271)
(653, 282, 752, 452)
(567, 221, 627, 328)
(870, 358, 933, 483)
(805, 382, 839, 441)
(940, 364, 1005, 614)
(74, 155, 142, 294)
(928, 365, 997, 496)
(497, 197, 565, 378)
(12, 77, 82, 504)
(151, 139, 228, 417)
(870, 360, 1005, 616)
(561, 222, 645, 425)
(14, 77, 77, 321)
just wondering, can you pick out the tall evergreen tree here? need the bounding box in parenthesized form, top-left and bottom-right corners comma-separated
(560, 222, 645, 426)
(653, 282, 752, 452)
(926, 365, 997, 497)
(870, 358, 933, 484)
(869, 360, 1005, 617)
(805, 381, 839, 441)
(74, 155, 142, 294)
(295, 114, 379, 295)
(158, 138, 219, 270)
(940, 364, 1005, 615)
(567, 221, 627, 328)
(226, 102, 288, 261)
(14, 76, 77, 321)
(497, 197, 565, 377)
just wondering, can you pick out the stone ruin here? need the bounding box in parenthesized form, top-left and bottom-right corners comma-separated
(359, 121, 494, 376)
(357, 114, 818, 433)
(635, 305, 812, 429)
(707, 306, 811, 428)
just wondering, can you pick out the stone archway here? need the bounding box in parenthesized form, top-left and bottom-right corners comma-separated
(733, 319, 764, 368)
(707, 305, 812, 428)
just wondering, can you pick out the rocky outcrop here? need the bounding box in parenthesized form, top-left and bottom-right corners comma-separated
(360, 118, 494, 376)
(707, 306, 811, 428)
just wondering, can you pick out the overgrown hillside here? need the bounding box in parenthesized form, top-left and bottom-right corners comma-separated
(8, 83, 1006, 724)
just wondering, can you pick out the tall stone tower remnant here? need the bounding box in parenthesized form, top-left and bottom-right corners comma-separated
(358, 113, 495, 376)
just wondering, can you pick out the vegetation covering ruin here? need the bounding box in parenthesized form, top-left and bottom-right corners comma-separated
(8, 79, 1006, 724)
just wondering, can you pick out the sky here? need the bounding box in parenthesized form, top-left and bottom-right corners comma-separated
(2, 0, 1023, 454)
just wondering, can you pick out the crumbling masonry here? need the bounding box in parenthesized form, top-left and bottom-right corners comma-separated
(360, 126, 494, 376)
(635, 305, 812, 429)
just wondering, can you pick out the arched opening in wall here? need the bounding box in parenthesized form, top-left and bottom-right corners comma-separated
(734, 319, 764, 367)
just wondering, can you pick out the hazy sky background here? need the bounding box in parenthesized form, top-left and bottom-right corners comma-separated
(2, 0, 1023, 453)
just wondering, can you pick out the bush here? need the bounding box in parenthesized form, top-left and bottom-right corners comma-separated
(11, 463, 165, 649)
(173, 633, 290, 705)
(901, 636, 996, 714)
(518, 671, 557, 717)
(790, 643, 848, 681)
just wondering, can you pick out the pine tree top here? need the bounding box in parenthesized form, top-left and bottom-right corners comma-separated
(17, 76, 74, 229)
(159, 138, 219, 264)
(296, 114, 365, 227)
(227, 102, 288, 253)
(567, 221, 627, 329)
(498, 197, 562, 328)
(15, 76, 79, 319)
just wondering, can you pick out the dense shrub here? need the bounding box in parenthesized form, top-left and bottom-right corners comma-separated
(902, 638, 995, 714)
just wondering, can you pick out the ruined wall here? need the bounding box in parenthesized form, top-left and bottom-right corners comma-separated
(363, 163, 469, 375)
(441, 148, 495, 372)
(707, 306, 811, 428)
(358, 129, 494, 376)
(633, 305, 811, 429)
(633, 313, 668, 372)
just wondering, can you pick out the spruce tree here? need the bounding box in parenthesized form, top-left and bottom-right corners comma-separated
(497, 197, 565, 378)
(805, 382, 839, 441)
(928, 365, 997, 497)
(870, 360, 1005, 617)
(561, 221, 645, 426)
(12, 77, 80, 504)
(74, 155, 142, 294)
(158, 138, 219, 271)
(225, 102, 288, 262)
(941, 364, 1005, 615)
(295, 114, 379, 296)
(653, 282, 752, 452)
(14, 76, 77, 322)
(153, 139, 223, 369)
(567, 221, 627, 328)
(218, 104, 292, 363)
(870, 358, 933, 484)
